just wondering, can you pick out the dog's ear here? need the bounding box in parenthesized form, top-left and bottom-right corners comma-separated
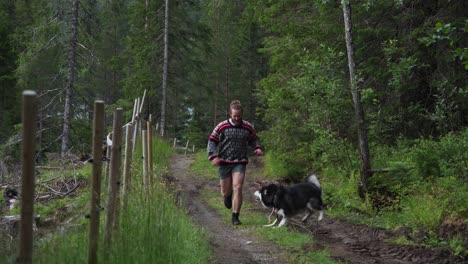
(265, 184, 278, 193)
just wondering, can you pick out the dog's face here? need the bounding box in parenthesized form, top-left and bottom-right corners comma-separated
(254, 184, 278, 208)
(4, 189, 18, 199)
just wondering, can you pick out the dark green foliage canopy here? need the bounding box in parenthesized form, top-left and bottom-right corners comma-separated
(0, 0, 466, 179)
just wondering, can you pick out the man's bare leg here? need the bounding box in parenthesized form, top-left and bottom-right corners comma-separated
(220, 174, 233, 208)
(232, 171, 245, 213)
(231, 171, 245, 225)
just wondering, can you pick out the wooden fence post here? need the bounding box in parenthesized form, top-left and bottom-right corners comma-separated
(122, 122, 134, 210)
(142, 129, 148, 192)
(19, 90, 36, 264)
(87, 100, 105, 264)
(104, 133, 112, 188)
(104, 108, 123, 256)
(147, 120, 153, 185)
(131, 90, 146, 152)
(173, 138, 177, 148)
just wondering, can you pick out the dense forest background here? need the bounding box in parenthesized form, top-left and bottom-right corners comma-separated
(1, 0, 466, 194)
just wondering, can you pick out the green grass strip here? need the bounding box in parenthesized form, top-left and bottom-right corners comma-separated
(31, 138, 210, 264)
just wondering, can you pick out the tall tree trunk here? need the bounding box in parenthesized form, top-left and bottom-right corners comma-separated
(61, 0, 80, 157)
(342, 0, 372, 198)
(160, 0, 169, 137)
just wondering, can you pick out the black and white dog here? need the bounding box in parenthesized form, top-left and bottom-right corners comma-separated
(254, 175, 325, 227)
(4, 188, 19, 210)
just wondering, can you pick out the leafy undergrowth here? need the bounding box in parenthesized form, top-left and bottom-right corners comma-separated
(256, 130, 468, 257)
(322, 169, 468, 256)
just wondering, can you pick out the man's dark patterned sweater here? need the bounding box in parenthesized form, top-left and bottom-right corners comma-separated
(207, 119, 262, 164)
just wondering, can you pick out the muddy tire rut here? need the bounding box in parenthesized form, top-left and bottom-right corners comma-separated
(169, 155, 466, 264)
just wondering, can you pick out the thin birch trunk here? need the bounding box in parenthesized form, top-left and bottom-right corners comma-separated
(342, 0, 372, 198)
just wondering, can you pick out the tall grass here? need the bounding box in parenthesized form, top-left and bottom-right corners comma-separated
(32, 137, 210, 263)
(107, 183, 210, 264)
(35, 184, 210, 264)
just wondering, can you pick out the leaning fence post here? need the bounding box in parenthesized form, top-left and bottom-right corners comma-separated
(18, 90, 36, 264)
(139, 89, 146, 114)
(122, 122, 134, 210)
(132, 98, 140, 152)
(184, 140, 190, 155)
(87, 100, 105, 264)
(104, 108, 123, 257)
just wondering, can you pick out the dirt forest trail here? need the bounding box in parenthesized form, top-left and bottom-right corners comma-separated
(168, 154, 466, 264)
(168, 155, 284, 264)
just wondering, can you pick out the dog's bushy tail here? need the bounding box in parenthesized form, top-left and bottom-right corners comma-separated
(308, 174, 327, 211)
(307, 174, 321, 189)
